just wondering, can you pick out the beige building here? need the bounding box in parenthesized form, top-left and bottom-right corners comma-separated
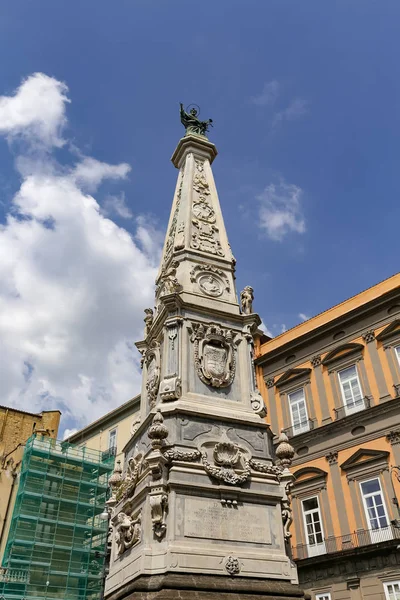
(0, 406, 60, 562)
(66, 394, 140, 465)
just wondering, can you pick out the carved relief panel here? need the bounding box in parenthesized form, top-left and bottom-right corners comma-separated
(189, 322, 238, 388)
(190, 159, 225, 257)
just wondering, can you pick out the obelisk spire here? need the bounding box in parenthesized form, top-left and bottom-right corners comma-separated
(155, 104, 238, 315)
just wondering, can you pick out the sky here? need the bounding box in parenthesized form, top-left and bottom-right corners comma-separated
(0, 1, 399, 437)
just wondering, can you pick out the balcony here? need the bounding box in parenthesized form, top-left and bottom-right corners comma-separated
(292, 522, 400, 561)
(333, 396, 371, 421)
(282, 419, 315, 439)
(101, 446, 117, 461)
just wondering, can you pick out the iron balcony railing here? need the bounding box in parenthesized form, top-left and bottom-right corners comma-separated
(101, 446, 117, 461)
(292, 522, 400, 561)
(333, 395, 371, 421)
(282, 419, 315, 439)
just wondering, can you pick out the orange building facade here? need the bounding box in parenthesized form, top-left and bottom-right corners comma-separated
(255, 273, 400, 600)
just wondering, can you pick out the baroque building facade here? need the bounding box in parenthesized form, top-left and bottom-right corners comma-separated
(103, 110, 307, 600)
(255, 273, 400, 600)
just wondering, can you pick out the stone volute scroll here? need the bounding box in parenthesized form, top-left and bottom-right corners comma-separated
(190, 322, 238, 388)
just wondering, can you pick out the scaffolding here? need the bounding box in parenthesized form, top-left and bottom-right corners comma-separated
(0, 435, 114, 600)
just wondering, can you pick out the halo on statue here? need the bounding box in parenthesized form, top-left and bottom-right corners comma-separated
(186, 103, 201, 116)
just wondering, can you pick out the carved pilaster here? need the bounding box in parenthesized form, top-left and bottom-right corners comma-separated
(265, 377, 275, 389)
(160, 318, 183, 402)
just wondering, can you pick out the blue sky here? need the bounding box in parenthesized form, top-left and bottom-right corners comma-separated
(0, 1, 399, 434)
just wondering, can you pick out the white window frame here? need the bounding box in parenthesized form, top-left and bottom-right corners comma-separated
(108, 428, 117, 450)
(384, 581, 400, 600)
(301, 495, 326, 557)
(395, 345, 400, 367)
(316, 594, 331, 600)
(288, 387, 310, 434)
(337, 364, 364, 415)
(360, 477, 392, 543)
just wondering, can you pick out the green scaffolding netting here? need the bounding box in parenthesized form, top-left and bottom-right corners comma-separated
(0, 435, 114, 600)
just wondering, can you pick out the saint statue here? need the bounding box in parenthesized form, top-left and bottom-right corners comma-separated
(180, 103, 213, 137)
(240, 286, 254, 315)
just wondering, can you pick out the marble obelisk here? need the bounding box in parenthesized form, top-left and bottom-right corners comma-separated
(104, 107, 306, 600)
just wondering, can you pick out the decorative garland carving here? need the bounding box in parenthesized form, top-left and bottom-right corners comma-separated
(200, 432, 251, 486)
(190, 322, 237, 388)
(162, 448, 201, 462)
(249, 458, 281, 476)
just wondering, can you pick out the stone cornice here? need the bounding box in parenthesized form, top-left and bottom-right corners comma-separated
(255, 288, 400, 368)
(171, 134, 218, 168)
(284, 397, 400, 465)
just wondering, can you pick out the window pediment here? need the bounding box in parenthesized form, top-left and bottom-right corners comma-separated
(275, 368, 311, 389)
(294, 466, 328, 483)
(322, 343, 364, 367)
(340, 448, 389, 473)
(376, 319, 400, 342)
(292, 467, 328, 496)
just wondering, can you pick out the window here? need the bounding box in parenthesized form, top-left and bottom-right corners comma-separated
(338, 365, 364, 414)
(108, 428, 117, 451)
(384, 581, 400, 600)
(288, 388, 310, 434)
(395, 346, 400, 367)
(301, 496, 326, 557)
(360, 478, 392, 542)
(316, 594, 331, 600)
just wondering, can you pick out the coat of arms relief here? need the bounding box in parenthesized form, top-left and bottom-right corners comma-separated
(190, 323, 238, 388)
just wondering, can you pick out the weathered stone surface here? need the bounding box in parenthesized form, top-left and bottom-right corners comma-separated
(106, 574, 307, 600)
(105, 128, 300, 600)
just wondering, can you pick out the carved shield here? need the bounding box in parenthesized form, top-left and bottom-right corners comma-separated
(203, 343, 227, 379)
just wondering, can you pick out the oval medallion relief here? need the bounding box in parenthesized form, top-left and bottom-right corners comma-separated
(198, 273, 223, 297)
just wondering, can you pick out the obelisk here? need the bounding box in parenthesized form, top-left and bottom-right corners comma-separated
(104, 106, 306, 600)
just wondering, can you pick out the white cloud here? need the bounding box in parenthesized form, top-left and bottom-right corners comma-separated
(63, 428, 78, 440)
(273, 97, 308, 127)
(298, 312, 310, 322)
(257, 180, 306, 241)
(259, 319, 274, 338)
(280, 324, 287, 333)
(102, 193, 133, 219)
(251, 80, 280, 107)
(73, 157, 131, 192)
(0, 73, 69, 147)
(0, 73, 162, 436)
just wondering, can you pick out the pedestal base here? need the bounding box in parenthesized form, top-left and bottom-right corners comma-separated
(105, 573, 309, 600)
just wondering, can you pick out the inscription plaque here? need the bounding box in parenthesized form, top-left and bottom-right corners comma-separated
(184, 498, 271, 545)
